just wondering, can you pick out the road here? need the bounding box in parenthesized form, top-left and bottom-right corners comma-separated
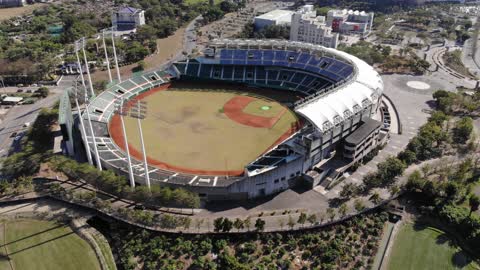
(0, 75, 76, 159)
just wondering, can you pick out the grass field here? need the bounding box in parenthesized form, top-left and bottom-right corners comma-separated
(0, 219, 101, 270)
(0, 3, 46, 21)
(387, 223, 479, 270)
(118, 88, 298, 174)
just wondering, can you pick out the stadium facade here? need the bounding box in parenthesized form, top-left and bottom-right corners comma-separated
(67, 39, 385, 200)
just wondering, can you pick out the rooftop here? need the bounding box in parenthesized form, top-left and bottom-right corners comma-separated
(118, 7, 139, 14)
(345, 118, 382, 145)
(255, 9, 294, 21)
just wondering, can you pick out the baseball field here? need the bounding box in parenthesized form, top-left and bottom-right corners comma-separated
(110, 83, 301, 175)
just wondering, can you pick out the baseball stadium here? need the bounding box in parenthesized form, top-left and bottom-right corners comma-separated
(68, 39, 385, 201)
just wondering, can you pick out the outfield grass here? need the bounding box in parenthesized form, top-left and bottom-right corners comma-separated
(120, 89, 298, 173)
(387, 223, 479, 270)
(1, 219, 101, 270)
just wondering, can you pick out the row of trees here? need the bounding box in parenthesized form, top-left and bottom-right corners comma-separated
(48, 155, 200, 209)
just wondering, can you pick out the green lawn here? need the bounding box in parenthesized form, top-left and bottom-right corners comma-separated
(1, 219, 101, 270)
(387, 223, 479, 270)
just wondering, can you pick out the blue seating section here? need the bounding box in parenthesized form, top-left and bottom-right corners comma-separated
(182, 61, 332, 96)
(216, 49, 354, 81)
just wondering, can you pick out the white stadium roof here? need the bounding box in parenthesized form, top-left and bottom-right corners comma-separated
(296, 47, 383, 133)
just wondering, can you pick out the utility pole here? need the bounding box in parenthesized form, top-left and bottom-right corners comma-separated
(102, 29, 113, 83)
(129, 100, 150, 189)
(114, 98, 135, 188)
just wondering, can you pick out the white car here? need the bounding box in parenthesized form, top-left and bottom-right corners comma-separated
(23, 122, 30, 128)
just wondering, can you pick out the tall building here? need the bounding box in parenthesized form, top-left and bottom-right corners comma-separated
(290, 5, 339, 48)
(112, 7, 146, 32)
(326, 9, 374, 36)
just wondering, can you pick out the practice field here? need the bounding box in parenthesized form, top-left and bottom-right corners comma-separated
(387, 223, 479, 270)
(110, 85, 300, 175)
(0, 219, 101, 270)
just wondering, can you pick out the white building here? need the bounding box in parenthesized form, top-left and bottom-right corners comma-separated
(112, 7, 145, 32)
(290, 5, 339, 48)
(254, 9, 294, 30)
(326, 9, 374, 36)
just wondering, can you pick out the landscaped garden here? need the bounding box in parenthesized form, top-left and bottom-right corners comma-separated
(97, 211, 389, 270)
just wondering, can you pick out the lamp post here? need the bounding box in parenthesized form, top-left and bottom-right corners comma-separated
(114, 98, 135, 188)
(129, 100, 150, 189)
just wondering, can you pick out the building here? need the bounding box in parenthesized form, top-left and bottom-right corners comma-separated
(2, 96, 23, 105)
(73, 39, 385, 200)
(112, 7, 145, 32)
(326, 9, 374, 36)
(290, 5, 339, 48)
(254, 9, 294, 30)
(0, 0, 25, 8)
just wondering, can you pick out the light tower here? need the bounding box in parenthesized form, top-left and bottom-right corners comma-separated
(74, 40, 88, 103)
(129, 100, 150, 189)
(102, 29, 113, 83)
(84, 100, 102, 171)
(114, 98, 135, 188)
(110, 26, 122, 82)
(73, 80, 93, 166)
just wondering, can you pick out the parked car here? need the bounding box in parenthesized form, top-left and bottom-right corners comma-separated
(10, 132, 17, 138)
(31, 84, 38, 87)
(17, 89, 23, 93)
(26, 89, 32, 93)
(23, 122, 30, 127)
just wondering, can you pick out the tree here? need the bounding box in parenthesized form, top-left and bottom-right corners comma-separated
(213, 217, 224, 232)
(340, 183, 359, 199)
(377, 157, 406, 186)
(363, 172, 382, 189)
(398, 150, 417, 165)
(406, 170, 426, 192)
(244, 216, 251, 231)
(298, 212, 307, 228)
(222, 218, 233, 232)
(254, 218, 265, 232)
(326, 208, 335, 221)
(444, 182, 460, 201)
(370, 192, 381, 204)
(287, 215, 295, 230)
(354, 199, 366, 211)
(469, 194, 480, 216)
(454, 117, 473, 144)
(278, 219, 285, 230)
(233, 218, 244, 232)
(339, 203, 348, 216)
(307, 213, 317, 226)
